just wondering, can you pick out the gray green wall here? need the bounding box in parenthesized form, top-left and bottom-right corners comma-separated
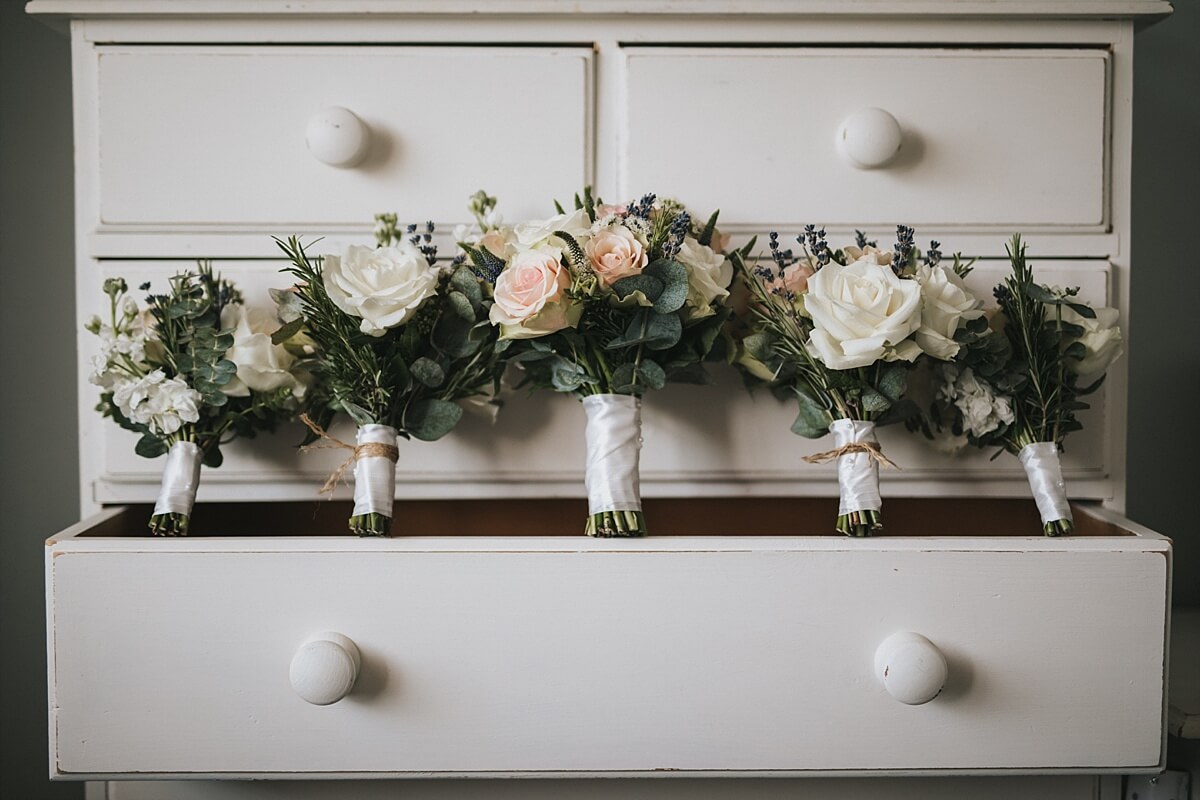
(1, 2, 1196, 797)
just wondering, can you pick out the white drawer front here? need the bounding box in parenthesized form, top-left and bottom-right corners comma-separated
(49, 530, 1166, 777)
(623, 49, 1107, 230)
(96, 46, 592, 228)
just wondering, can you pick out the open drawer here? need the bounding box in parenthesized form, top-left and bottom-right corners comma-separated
(46, 499, 1170, 779)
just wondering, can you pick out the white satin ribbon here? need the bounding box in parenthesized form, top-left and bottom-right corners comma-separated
(583, 394, 643, 515)
(831, 419, 882, 516)
(153, 441, 202, 517)
(1018, 441, 1072, 525)
(352, 424, 398, 517)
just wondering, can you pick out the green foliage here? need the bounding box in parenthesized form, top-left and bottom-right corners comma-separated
(274, 236, 502, 442)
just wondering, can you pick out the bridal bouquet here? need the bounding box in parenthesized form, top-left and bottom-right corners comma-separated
(275, 217, 502, 536)
(914, 235, 1122, 535)
(733, 227, 984, 536)
(87, 266, 303, 535)
(460, 188, 734, 537)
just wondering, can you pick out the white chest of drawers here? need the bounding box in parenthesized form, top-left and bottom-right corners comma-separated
(29, 1, 1174, 796)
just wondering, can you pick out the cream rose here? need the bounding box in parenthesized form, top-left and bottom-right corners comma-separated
(513, 209, 593, 248)
(804, 254, 923, 370)
(324, 243, 439, 336)
(675, 237, 732, 316)
(585, 226, 648, 286)
(914, 264, 985, 360)
(490, 247, 580, 339)
(219, 305, 306, 399)
(1059, 304, 1123, 375)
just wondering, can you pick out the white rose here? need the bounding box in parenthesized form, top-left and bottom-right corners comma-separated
(219, 305, 305, 399)
(114, 369, 201, 436)
(914, 264, 984, 360)
(324, 243, 439, 336)
(513, 209, 593, 248)
(1059, 304, 1123, 376)
(676, 237, 733, 317)
(804, 254, 923, 370)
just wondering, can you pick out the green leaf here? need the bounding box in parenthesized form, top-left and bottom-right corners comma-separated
(610, 311, 682, 351)
(611, 274, 664, 303)
(1024, 283, 1060, 304)
(407, 398, 464, 442)
(135, 433, 168, 459)
(610, 363, 637, 393)
(342, 400, 375, 427)
(549, 357, 592, 392)
(1065, 301, 1096, 319)
(791, 388, 832, 439)
(1063, 341, 1087, 360)
(271, 317, 305, 345)
(202, 445, 223, 469)
(637, 359, 667, 390)
(878, 364, 908, 402)
(861, 388, 892, 414)
(390, 352, 412, 394)
(643, 258, 689, 314)
(447, 290, 475, 321)
(410, 356, 446, 388)
(450, 267, 484, 310)
(433, 314, 479, 358)
(698, 209, 719, 247)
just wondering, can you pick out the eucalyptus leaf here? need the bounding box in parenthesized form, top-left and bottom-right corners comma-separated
(135, 433, 168, 459)
(610, 363, 637, 393)
(791, 388, 833, 438)
(861, 388, 892, 414)
(611, 274, 664, 303)
(450, 267, 484, 310)
(270, 287, 304, 323)
(1023, 283, 1060, 304)
(637, 359, 667, 390)
(643, 258, 690, 314)
(410, 357, 446, 388)
(447, 291, 475, 322)
(271, 317, 305, 345)
(202, 445, 224, 469)
(1065, 301, 1096, 319)
(878, 364, 908, 402)
(407, 398, 464, 442)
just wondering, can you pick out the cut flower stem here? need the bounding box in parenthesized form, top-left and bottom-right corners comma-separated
(585, 509, 646, 538)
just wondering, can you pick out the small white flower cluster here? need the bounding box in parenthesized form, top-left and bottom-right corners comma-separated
(86, 299, 152, 390)
(937, 363, 1015, 439)
(112, 369, 202, 436)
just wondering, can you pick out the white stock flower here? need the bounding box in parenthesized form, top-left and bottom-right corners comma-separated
(219, 305, 305, 399)
(804, 253, 923, 370)
(1059, 304, 1123, 376)
(914, 264, 984, 360)
(324, 243, 439, 336)
(113, 369, 201, 436)
(938, 364, 1014, 439)
(676, 237, 733, 317)
(513, 209, 592, 248)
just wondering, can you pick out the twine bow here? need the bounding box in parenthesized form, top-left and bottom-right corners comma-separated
(299, 413, 399, 495)
(802, 441, 900, 470)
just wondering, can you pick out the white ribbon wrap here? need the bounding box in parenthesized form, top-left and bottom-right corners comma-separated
(153, 441, 202, 517)
(1018, 441, 1072, 525)
(352, 424, 398, 517)
(831, 418, 882, 516)
(583, 394, 643, 515)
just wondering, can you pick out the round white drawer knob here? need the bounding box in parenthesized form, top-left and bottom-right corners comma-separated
(290, 632, 361, 706)
(305, 106, 370, 167)
(874, 632, 948, 705)
(837, 107, 904, 169)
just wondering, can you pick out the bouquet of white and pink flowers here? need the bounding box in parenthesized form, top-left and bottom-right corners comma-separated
(733, 227, 984, 536)
(87, 266, 304, 535)
(459, 188, 734, 537)
(274, 217, 503, 537)
(913, 234, 1122, 535)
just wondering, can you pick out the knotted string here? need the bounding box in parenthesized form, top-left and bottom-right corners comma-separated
(803, 440, 900, 470)
(299, 413, 399, 495)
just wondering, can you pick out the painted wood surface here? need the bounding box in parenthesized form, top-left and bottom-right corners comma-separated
(47, 507, 1168, 778)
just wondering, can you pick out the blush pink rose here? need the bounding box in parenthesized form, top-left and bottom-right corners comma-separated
(585, 226, 648, 286)
(490, 248, 577, 338)
(774, 260, 816, 296)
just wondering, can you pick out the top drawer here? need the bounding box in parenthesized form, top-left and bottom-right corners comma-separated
(95, 46, 593, 229)
(623, 48, 1108, 231)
